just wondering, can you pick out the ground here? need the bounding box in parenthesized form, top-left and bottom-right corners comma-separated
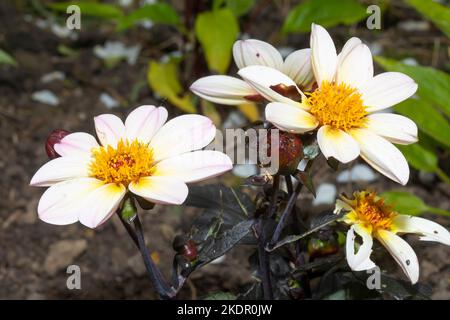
(0, 0, 448, 299)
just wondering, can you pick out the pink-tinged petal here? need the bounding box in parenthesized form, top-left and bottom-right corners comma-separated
(310, 23, 337, 86)
(351, 128, 409, 185)
(317, 126, 360, 163)
(78, 183, 126, 229)
(53, 132, 99, 157)
(30, 156, 91, 187)
(392, 215, 450, 246)
(282, 49, 314, 89)
(129, 176, 188, 205)
(366, 113, 418, 145)
(337, 37, 362, 66)
(149, 114, 216, 162)
(238, 65, 304, 108)
(125, 105, 168, 144)
(360, 72, 418, 112)
(336, 43, 373, 89)
(376, 229, 419, 284)
(37, 178, 104, 225)
(190, 75, 257, 105)
(154, 150, 232, 183)
(265, 102, 318, 133)
(94, 114, 126, 147)
(346, 225, 376, 271)
(233, 39, 283, 70)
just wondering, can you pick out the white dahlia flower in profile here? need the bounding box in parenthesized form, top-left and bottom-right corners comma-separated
(190, 39, 314, 105)
(238, 24, 418, 185)
(30, 105, 232, 229)
(335, 191, 450, 284)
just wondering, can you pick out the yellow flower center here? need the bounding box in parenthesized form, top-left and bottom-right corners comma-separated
(348, 192, 397, 233)
(307, 81, 367, 131)
(89, 139, 155, 186)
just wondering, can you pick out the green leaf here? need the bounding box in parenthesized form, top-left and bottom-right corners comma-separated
(0, 49, 17, 66)
(204, 292, 236, 300)
(48, 1, 123, 19)
(116, 3, 180, 31)
(282, 0, 367, 34)
(375, 56, 450, 117)
(195, 8, 239, 74)
(394, 98, 450, 148)
(147, 60, 196, 113)
(381, 191, 428, 216)
(120, 198, 137, 222)
(226, 0, 255, 17)
(397, 143, 438, 173)
(406, 0, 450, 37)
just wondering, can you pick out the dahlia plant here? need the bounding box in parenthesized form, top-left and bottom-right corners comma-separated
(31, 23, 449, 300)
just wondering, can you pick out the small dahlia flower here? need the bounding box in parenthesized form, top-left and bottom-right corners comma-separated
(30, 105, 232, 228)
(335, 191, 450, 284)
(189, 39, 314, 105)
(242, 24, 417, 185)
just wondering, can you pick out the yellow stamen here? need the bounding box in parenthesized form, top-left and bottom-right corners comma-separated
(343, 191, 397, 233)
(307, 81, 367, 131)
(89, 139, 155, 186)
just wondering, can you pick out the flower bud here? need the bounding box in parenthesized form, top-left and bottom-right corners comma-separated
(173, 235, 198, 262)
(45, 129, 70, 159)
(265, 129, 303, 175)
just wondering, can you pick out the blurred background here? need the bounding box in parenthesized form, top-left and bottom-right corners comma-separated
(0, 0, 449, 299)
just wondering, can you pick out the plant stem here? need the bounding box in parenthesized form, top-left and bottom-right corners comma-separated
(269, 180, 302, 247)
(427, 206, 450, 217)
(257, 218, 274, 300)
(257, 174, 280, 300)
(133, 215, 175, 299)
(436, 168, 450, 185)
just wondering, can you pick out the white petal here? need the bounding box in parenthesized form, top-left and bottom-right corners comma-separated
(360, 72, 418, 112)
(366, 113, 418, 145)
(78, 183, 126, 229)
(37, 178, 104, 225)
(190, 75, 258, 105)
(351, 128, 409, 185)
(376, 229, 419, 284)
(154, 150, 232, 183)
(346, 225, 376, 271)
(30, 156, 91, 187)
(336, 43, 373, 89)
(337, 37, 362, 66)
(233, 39, 283, 70)
(94, 114, 126, 148)
(310, 23, 337, 86)
(125, 105, 168, 144)
(238, 65, 304, 107)
(129, 176, 188, 205)
(149, 114, 216, 162)
(392, 215, 450, 245)
(265, 102, 318, 133)
(282, 49, 314, 88)
(317, 126, 360, 163)
(54, 132, 99, 157)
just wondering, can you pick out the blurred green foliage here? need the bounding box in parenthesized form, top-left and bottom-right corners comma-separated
(282, 0, 367, 34)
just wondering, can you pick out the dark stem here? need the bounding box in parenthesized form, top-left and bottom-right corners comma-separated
(257, 218, 273, 300)
(257, 175, 280, 300)
(269, 180, 303, 247)
(133, 215, 175, 299)
(268, 175, 280, 218)
(117, 211, 139, 249)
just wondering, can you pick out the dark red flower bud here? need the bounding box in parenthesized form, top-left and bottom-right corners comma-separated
(45, 129, 70, 159)
(266, 129, 304, 175)
(173, 235, 198, 262)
